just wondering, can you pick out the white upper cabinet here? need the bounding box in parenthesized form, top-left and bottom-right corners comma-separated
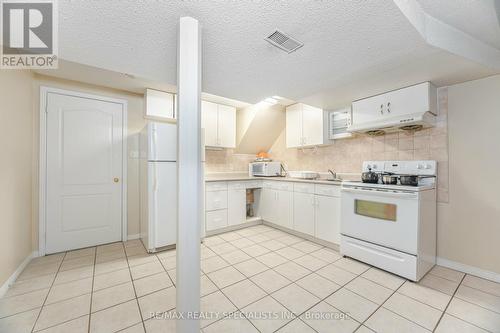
(217, 104, 236, 148)
(201, 101, 236, 148)
(285, 104, 302, 148)
(351, 82, 436, 126)
(286, 103, 328, 148)
(201, 101, 218, 147)
(145, 89, 175, 120)
(302, 104, 324, 146)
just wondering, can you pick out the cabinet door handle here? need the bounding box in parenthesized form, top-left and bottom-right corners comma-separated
(387, 102, 391, 113)
(380, 104, 384, 115)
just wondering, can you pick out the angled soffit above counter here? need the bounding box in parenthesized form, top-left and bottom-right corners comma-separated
(394, 0, 500, 70)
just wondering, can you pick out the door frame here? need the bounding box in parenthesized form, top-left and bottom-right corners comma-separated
(39, 86, 128, 256)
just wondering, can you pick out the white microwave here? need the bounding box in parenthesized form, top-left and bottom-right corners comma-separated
(249, 161, 282, 177)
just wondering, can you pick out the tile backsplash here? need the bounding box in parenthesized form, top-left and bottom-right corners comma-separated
(205, 88, 449, 202)
(205, 149, 255, 173)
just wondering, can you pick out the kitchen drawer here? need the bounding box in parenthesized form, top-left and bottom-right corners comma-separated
(206, 182, 227, 191)
(206, 210, 228, 231)
(293, 183, 315, 194)
(274, 182, 293, 191)
(340, 235, 419, 281)
(206, 190, 228, 211)
(227, 181, 247, 190)
(263, 180, 276, 189)
(263, 181, 293, 191)
(315, 184, 341, 197)
(244, 180, 263, 189)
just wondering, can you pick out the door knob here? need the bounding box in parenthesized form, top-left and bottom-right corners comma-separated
(114, 177, 120, 183)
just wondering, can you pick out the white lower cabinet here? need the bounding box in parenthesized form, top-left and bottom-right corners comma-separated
(205, 180, 340, 244)
(261, 188, 293, 228)
(276, 190, 293, 229)
(205, 182, 228, 232)
(260, 188, 276, 223)
(205, 190, 227, 211)
(293, 191, 315, 236)
(314, 195, 340, 244)
(206, 210, 228, 231)
(228, 188, 246, 226)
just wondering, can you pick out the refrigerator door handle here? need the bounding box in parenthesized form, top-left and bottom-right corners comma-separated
(152, 127, 158, 161)
(153, 163, 159, 192)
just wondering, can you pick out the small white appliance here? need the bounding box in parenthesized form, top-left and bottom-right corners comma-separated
(340, 160, 437, 281)
(139, 122, 178, 252)
(249, 161, 282, 177)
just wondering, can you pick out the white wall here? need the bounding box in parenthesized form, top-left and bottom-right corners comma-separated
(437, 75, 500, 274)
(0, 71, 34, 287)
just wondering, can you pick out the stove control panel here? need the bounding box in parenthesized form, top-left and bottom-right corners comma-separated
(362, 160, 437, 176)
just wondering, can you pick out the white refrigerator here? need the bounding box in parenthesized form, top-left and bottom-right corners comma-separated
(140, 121, 205, 253)
(140, 122, 178, 252)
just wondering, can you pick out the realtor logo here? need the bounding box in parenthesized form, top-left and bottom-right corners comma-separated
(1, 0, 58, 68)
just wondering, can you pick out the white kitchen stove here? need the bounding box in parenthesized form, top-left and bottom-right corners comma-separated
(340, 160, 437, 281)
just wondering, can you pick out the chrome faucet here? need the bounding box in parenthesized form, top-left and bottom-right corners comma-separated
(328, 169, 337, 180)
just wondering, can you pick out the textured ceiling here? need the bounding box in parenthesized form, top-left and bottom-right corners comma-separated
(57, 0, 500, 108)
(417, 0, 500, 49)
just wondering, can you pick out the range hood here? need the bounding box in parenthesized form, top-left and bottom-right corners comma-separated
(348, 82, 438, 135)
(347, 111, 436, 135)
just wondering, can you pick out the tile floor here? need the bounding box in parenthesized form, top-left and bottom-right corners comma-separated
(1, 224, 500, 333)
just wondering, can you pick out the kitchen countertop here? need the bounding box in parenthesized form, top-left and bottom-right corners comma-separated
(205, 173, 344, 185)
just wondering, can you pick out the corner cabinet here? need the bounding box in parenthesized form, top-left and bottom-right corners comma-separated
(286, 103, 329, 148)
(201, 101, 236, 148)
(260, 182, 293, 229)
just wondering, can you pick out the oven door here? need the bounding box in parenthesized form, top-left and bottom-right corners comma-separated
(341, 187, 419, 255)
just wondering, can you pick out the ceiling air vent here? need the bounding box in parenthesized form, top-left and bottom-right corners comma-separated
(265, 29, 303, 53)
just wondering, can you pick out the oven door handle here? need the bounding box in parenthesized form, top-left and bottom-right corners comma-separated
(341, 187, 418, 199)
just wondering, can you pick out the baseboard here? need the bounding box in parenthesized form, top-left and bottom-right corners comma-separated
(127, 233, 141, 240)
(262, 221, 340, 251)
(437, 257, 500, 283)
(0, 251, 37, 298)
(204, 219, 263, 237)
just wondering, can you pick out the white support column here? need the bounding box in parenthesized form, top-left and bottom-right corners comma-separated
(176, 16, 202, 333)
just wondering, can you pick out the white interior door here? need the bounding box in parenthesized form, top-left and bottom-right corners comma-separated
(45, 92, 124, 254)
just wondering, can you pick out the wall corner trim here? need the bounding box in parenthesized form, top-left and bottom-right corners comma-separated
(0, 251, 38, 298)
(436, 257, 500, 283)
(127, 233, 141, 240)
